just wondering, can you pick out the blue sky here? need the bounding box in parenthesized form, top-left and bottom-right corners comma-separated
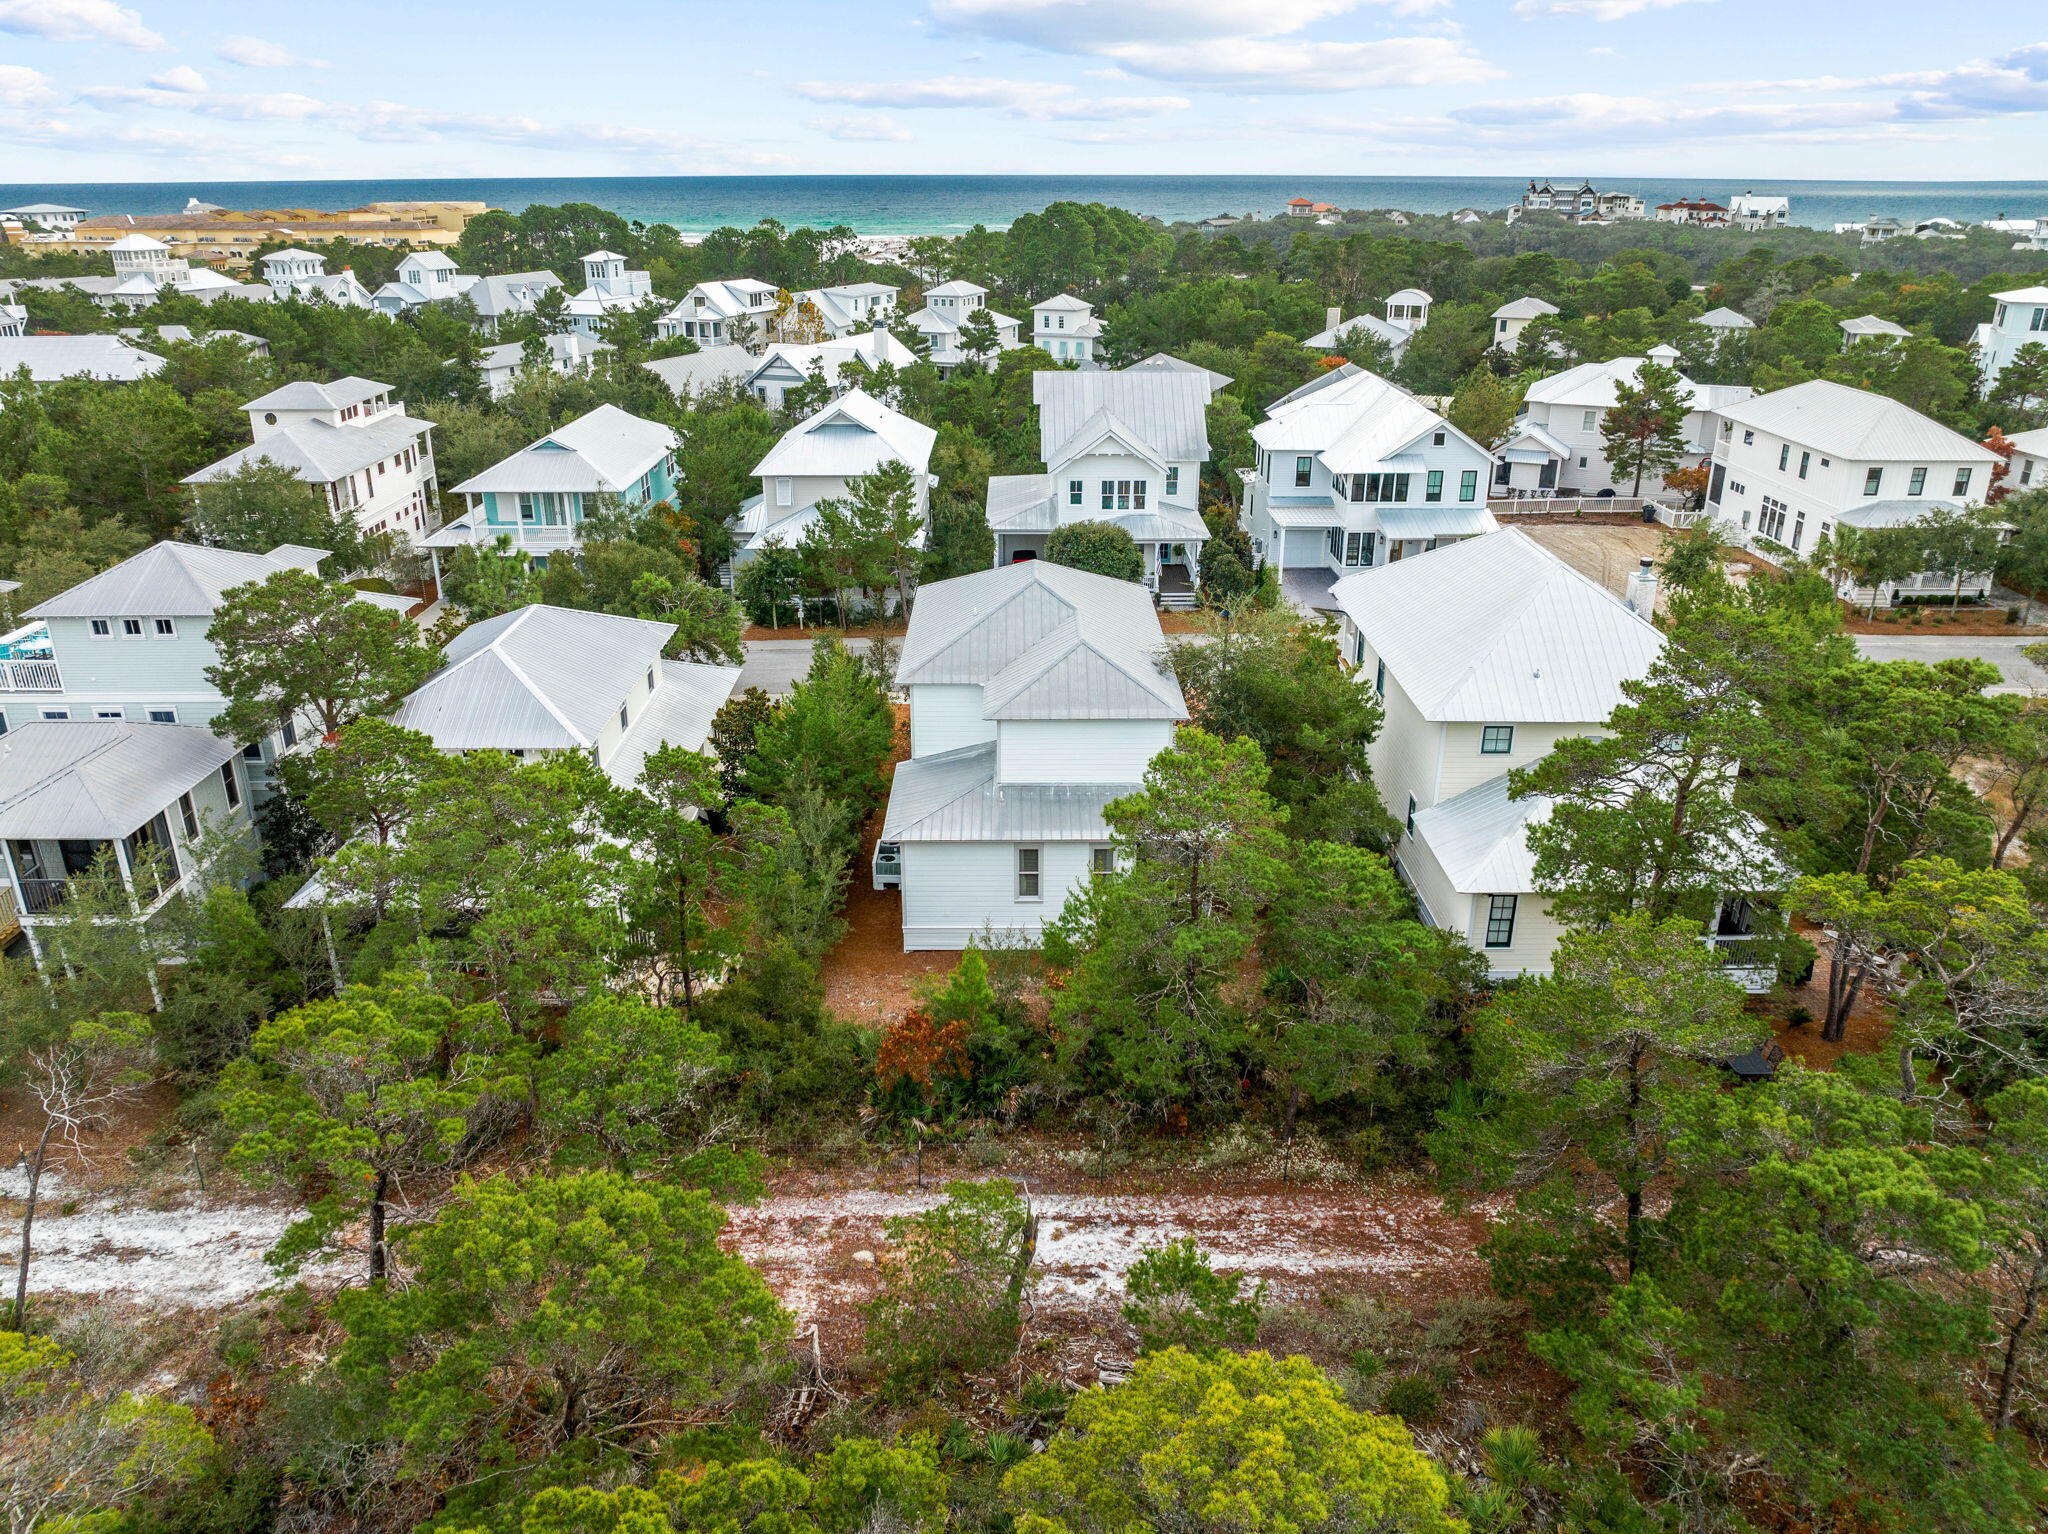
(2, 0, 2046, 183)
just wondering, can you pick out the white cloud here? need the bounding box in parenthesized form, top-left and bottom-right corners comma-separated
(791, 74, 1190, 119)
(1097, 36, 1500, 91)
(216, 35, 328, 68)
(1894, 43, 2048, 119)
(1512, 0, 1709, 19)
(146, 64, 208, 92)
(0, 0, 164, 49)
(929, 0, 1426, 48)
(69, 82, 796, 169)
(0, 64, 58, 106)
(807, 113, 914, 142)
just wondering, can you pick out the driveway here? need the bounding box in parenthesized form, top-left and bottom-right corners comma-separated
(1852, 635, 2048, 693)
(738, 636, 878, 696)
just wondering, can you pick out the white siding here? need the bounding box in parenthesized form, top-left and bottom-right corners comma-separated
(997, 719, 1172, 785)
(1399, 833, 1568, 979)
(1359, 657, 1445, 820)
(908, 684, 994, 758)
(899, 839, 1104, 950)
(1436, 721, 1599, 800)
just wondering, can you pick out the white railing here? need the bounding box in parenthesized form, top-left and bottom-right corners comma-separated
(0, 659, 62, 692)
(1489, 495, 1668, 516)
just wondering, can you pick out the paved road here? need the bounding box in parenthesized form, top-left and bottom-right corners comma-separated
(737, 636, 879, 696)
(1852, 635, 2048, 693)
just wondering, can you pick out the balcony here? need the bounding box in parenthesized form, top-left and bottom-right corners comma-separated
(0, 659, 62, 692)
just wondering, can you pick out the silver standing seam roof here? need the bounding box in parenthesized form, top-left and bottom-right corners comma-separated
(1330, 527, 1664, 724)
(24, 541, 340, 620)
(881, 741, 1139, 842)
(0, 335, 164, 382)
(1711, 378, 1998, 464)
(450, 404, 676, 497)
(0, 720, 240, 840)
(388, 605, 674, 752)
(184, 412, 430, 487)
(896, 560, 1186, 722)
(1032, 369, 1211, 466)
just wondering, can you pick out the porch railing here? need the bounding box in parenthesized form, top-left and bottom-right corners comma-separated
(16, 877, 72, 915)
(0, 659, 62, 692)
(1488, 495, 1669, 516)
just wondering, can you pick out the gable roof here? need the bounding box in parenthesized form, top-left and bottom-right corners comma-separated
(752, 388, 936, 478)
(25, 541, 336, 619)
(245, 376, 388, 412)
(1330, 528, 1664, 723)
(1840, 314, 1911, 337)
(390, 605, 673, 751)
(1304, 312, 1411, 350)
(1033, 292, 1094, 312)
(748, 328, 916, 384)
(1698, 305, 1756, 329)
(1492, 296, 1560, 321)
(0, 335, 163, 382)
(0, 721, 242, 840)
(463, 270, 561, 317)
(1713, 379, 1998, 464)
(642, 345, 757, 396)
(184, 410, 429, 487)
(1523, 355, 1751, 416)
(1033, 369, 1210, 467)
(895, 560, 1185, 722)
(450, 404, 676, 496)
(1410, 774, 1548, 894)
(1253, 366, 1467, 469)
(1122, 352, 1234, 394)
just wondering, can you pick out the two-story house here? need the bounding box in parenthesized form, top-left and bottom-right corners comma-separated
(420, 405, 679, 574)
(184, 377, 438, 545)
(1973, 285, 2048, 402)
(96, 234, 273, 308)
(742, 328, 919, 410)
(1030, 294, 1103, 365)
(1490, 296, 1559, 350)
(2, 540, 414, 784)
(2008, 426, 2048, 493)
(1238, 366, 1498, 609)
(372, 250, 480, 314)
(984, 369, 1212, 605)
(464, 270, 564, 335)
(476, 333, 611, 398)
(1512, 347, 1751, 497)
(777, 282, 900, 341)
(1840, 314, 1911, 347)
(384, 605, 741, 790)
(1707, 379, 2002, 605)
(1326, 528, 1772, 982)
(1303, 292, 1431, 364)
(903, 280, 1021, 371)
(876, 560, 1186, 950)
(260, 249, 375, 308)
(732, 389, 935, 575)
(564, 251, 655, 337)
(655, 278, 781, 345)
(0, 719, 256, 970)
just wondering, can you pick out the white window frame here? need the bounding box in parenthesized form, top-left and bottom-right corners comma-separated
(88, 618, 112, 638)
(1015, 846, 1042, 900)
(147, 707, 177, 724)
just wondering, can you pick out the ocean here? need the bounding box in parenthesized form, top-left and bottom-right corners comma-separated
(5, 174, 2048, 237)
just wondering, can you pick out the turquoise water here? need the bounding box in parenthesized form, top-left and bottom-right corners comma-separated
(6, 174, 2048, 236)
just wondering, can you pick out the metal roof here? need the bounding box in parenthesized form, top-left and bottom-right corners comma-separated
(986, 474, 1056, 531)
(1375, 505, 1499, 540)
(1121, 352, 1233, 395)
(1698, 305, 1756, 329)
(1523, 356, 1747, 415)
(1033, 293, 1094, 311)
(186, 411, 429, 487)
(602, 660, 743, 787)
(1834, 496, 1972, 529)
(464, 271, 561, 317)
(1712, 379, 1998, 464)
(1993, 285, 2048, 304)
(747, 329, 917, 385)
(897, 560, 1186, 722)
(752, 388, 937, 479)
(925, 280, 988, 297)
(1410, 774, 1547, 894)
(390, 605, 674, 751)
(1254, 366, 1473, 472)
(451, 405, 676, 496)
(0, 335, 163, 382)
(642, 345, 757, 396)
(1303, 313, 1411, 350)
(0, 720, 240, 840)
(1330, 528, 1664, 723)
(1032, 370, 1210, 466)
(1492, 296, 1560, 320)
(245, 376, 389, 412)
(1839, 314, 1911, 337)
(26, 541, 334, 619)
(881, 741, 1136, 842)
